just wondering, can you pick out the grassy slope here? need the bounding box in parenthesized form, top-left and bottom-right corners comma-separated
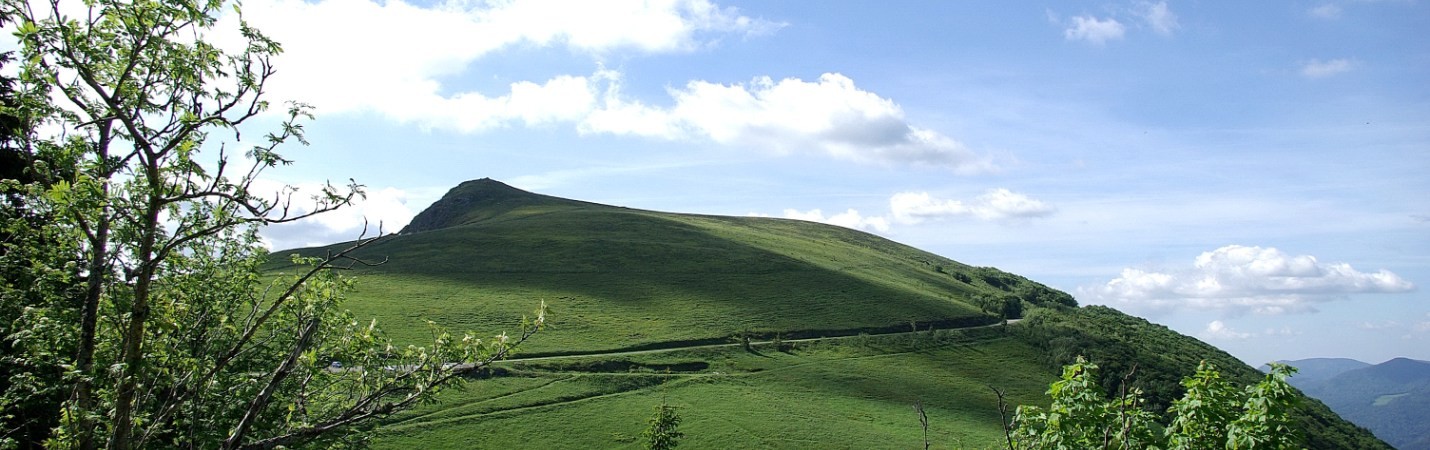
(370, 328, 1051, 449)
(266, 182, 1008, 354)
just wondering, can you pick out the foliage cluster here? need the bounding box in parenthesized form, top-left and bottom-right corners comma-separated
(968, 267, 1076, 308)
(972, 294, 1023, 320)
(1012, 305, 1392, 450)
(641, 399, 682, 450)
(1009, 358, 1302, 449)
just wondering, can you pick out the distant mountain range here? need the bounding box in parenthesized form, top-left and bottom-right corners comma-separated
(1271, 357, 1430, 449)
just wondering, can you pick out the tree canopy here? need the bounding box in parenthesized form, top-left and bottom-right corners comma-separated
(0, 1, 541, 448)
(1008, 357, 1302, 450)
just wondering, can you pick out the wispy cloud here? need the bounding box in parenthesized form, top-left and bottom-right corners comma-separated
(1064, 15, 1126, 45)
(761, 188, 1053, 234)
(1300, 58, 1356, 78)
(779, 208, 890, 233)
(890, 189, 1055, 224)
(1053, 2, 1177, 43)
(1135, 1, 1179, 36)
(1308, 4, 1343, 19)
(1201, 320, 1299, 341)
(1080, 245, 1415, 316)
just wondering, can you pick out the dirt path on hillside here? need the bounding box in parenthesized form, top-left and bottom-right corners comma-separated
(487, 318, 1022, 366)
(337, 319, 1021, 374)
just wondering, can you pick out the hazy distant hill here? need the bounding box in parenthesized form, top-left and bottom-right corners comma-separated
(1279, 358, 1430, 450)
(268, 178, 1388, 449)
(1270, 357, 1371, 384)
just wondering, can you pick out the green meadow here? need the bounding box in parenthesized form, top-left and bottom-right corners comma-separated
(370, 328, 1052, 449)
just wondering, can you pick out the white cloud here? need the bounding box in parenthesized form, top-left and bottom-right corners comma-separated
(1135, 1, 1179, 36)
(215, 0, 977, 171)
(583, 73, 991, 172)
(889, 189, 1054, 224)
(1309, 4, 1343, 19)
(781, 208, 890, 233)
(391, 74, 601, 133)
(1203, 320, 1254, 340)
(1300, 58, 1355, 78)
(1080, 245, 1415, 316)
(251, 180, 421, 250)
(221, 0, 779, 120)
(1064, 15, 1126, 45)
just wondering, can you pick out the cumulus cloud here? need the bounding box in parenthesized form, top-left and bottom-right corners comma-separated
(582, 73, 991, 172)
(780, 208, 890, 233)
(1080, 245, 1415, 316)
(216, 1, 977, 171)
(1135, 1, 1179, 36)
(220, 0, 780, 119)
(889, 189, 1055, 224)
(1064, 15, 1126, 45)
(1300, 58, 1355, 78)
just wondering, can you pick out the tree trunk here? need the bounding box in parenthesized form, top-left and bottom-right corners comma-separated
(71, 130, 113, 450)
(109, 199, 161, 450)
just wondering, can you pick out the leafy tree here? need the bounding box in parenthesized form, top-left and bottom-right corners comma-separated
(0, 0, 543, 448)
(642, 398, 683, 450)
(1009, 357, 1159, 449)
(973, 295, 1023, 320)
(1007, 358, 1302, 449)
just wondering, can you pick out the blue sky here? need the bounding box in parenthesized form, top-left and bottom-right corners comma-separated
(181, 0, 1427, 365)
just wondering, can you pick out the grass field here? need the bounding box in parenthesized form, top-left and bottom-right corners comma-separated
(369, 327, 1055, 449)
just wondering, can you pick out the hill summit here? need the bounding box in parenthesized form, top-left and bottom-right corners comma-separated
(399, 178, 589, 234)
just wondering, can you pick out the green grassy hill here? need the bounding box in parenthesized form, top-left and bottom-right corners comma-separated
(266, 178, 1387, 449)
(267, 178, 1056, 354)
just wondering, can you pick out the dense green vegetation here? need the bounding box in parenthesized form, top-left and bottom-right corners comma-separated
(1010, 358, 1302, 449)
(0, 2, 537, 447)
(1012, 306, 1391, 450)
